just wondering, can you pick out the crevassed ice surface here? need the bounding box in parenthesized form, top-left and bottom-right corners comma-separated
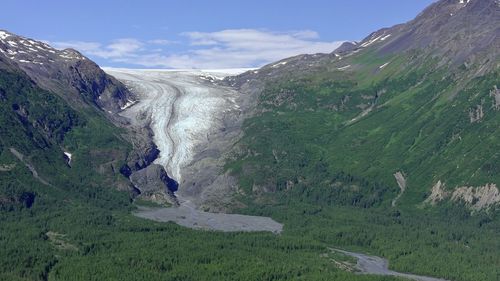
(103, 68, 248, 182)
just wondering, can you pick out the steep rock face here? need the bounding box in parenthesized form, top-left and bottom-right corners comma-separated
(121, 126, 160, 174)
(130, 164, 179, 205)
(0, 30, 133, 113)
(425, 181, 500, 211)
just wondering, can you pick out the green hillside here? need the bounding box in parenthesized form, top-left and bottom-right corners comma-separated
(227, 57, 500, 208)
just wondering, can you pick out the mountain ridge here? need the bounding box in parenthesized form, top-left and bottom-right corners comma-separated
(230, 0, 499, 88)
(0, 29, 133, 113)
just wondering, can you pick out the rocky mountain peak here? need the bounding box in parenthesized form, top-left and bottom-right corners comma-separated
(0, 30, 86, 65)
(413, 0, 498, 21)
(0, 29, 133, 113)
(349, 0, 500, 70)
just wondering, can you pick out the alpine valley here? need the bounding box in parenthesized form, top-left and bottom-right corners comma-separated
(0, 0, 499, 281)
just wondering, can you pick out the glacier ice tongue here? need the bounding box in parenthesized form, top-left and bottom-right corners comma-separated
(103, 68, 245, 183)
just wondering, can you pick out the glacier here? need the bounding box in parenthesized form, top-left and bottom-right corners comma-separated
(103, 68, 246, 183)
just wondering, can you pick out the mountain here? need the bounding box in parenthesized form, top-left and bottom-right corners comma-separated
(225, 0, 499, 211)
(231, 0, 499, 86)
(360, 0, 499, 67)
(0, 30, 177, 211)
(0, 30, 132, 113)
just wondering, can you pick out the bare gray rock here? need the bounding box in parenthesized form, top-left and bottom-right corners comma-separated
(130, 164, 178, 205)
(134, 205, 283, 233)
(392, 171, 407, 207)
(490, 85, 500, 110)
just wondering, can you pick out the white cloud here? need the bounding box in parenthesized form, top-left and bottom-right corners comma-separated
(52, 38, 142, 59)
(148, 39, 175, 45)
(51, 29, 344, 69)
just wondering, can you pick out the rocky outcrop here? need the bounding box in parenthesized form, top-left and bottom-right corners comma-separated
(333, 42, 358, 54)
(0, 191, 36, 210)
(130, 164, 179, 205)
(469, 102, 484, 123)
(392, 171, 407, 207)
(424, 180, 500, 211)
(120, 127, 160, 175)
(425, 180, 449, 205)
(490, 85, 500, 110)
(451, 184, 500, 210)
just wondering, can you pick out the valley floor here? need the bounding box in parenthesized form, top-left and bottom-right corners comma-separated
(134, 204, 283, 233)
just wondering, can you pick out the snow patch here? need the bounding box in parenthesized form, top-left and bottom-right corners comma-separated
(360, 35, 383, 48)
(271, 61, 288, 68)
(120, 99, 138, 110)
(379, 62, 390, 69)
(199, 73, 224, 81)
(0, 31, 10, 40)
(63, 152, 72, 165)
(59, 55, 75, 60)
(458, 0, 471, 7)
(379, 34, 391, 41)
(337, 65, 351, 71)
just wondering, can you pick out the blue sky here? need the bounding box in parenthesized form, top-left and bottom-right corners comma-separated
(2, 0, 435, 68)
